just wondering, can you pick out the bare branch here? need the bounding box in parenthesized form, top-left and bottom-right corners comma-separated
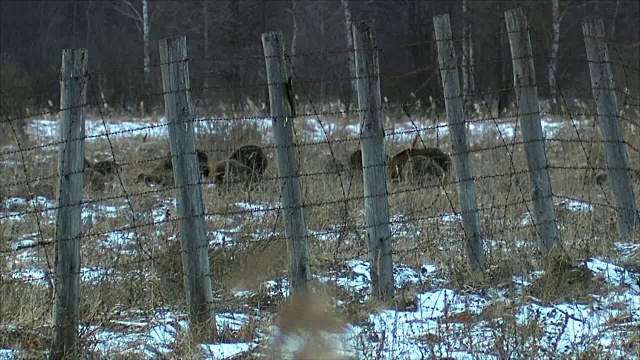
(110, 0, 143, 33)
(122, 0, 143, 21)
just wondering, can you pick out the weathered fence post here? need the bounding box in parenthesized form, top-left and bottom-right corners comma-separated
(261, 31, 311, 293)
(159, 36, 216, 340)
(352, 20, 394, 300)
(504, 8, 559, 254)
(53, 48, 88, 360)
(433, 14, 484, 270)
(583, 19, 640, 238)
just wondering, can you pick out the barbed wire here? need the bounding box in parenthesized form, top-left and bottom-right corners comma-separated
(3, 75, 638, 128)
(2, 15, 639, 359)
(2, 95, 639, 159)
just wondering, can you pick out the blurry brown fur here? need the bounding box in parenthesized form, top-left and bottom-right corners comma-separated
(84, 157, 120, 192)
(228, 145, 268, 177)
(348, 149, 362, 171)
(137, 149, 210, 188)
(401, 155, 445, 186)
(92, 160, 119, 176)
(348, 148, 389, 170)
(323, 157, 345, 175)
(160, 149, 210, 178)
(587, 168, 640, 187)
(213, 159, 260, 189)
(136, 172, 174, 188)
(270, 290, 351, 360)
(388, 135, 451, 184)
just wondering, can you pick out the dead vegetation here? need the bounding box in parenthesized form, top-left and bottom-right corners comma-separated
(1, 105, 639, 358)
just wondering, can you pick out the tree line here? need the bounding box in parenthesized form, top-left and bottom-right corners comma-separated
(1, 0, 638, 119)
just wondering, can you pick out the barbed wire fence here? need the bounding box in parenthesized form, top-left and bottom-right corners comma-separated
(1, 6, 639, 359)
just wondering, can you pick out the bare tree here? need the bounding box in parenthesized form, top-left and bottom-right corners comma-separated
(462, 0, 475, 105)
(111, 0, 151, 82)
(203, 0, 210, 89)
(142, 0, 149, 77)
(610, 0, 620, 37)
(289, 0, 298, 69)
(341, 0, 358, 109)
(85, 0, 92, 49)
(549, 0, 561, 105)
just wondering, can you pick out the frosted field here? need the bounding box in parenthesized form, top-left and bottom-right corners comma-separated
(24, 114, 571, 146)
(1, 114, 639, 359)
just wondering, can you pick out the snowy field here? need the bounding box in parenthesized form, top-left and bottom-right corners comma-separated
(1, 114, 639, 359)
(22, 113, 573, 146)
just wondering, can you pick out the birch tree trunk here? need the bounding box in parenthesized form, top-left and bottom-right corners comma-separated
(111, 0, 151, 114)
(461, 0, 474, 105)
(610, 0, 620, 37)
(142, 0, 150, 79)
(290, 0, 298, 70)
(203, 0, 209, 89)
(469, 28, 475, 95)
(85, 0, 92, 50)
(142, 0, 150, 115)
(549, 0, 560, 103)
(320, 17, 326, 101)
(341, 0, 358, 110)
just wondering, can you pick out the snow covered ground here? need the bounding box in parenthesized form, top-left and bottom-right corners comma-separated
(21, 114, 575, 148)
(1, 115, 639, 359)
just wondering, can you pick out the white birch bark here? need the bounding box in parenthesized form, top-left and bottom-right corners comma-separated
(142, 0, 150, 80)
(462, 0, 474, 103)
(290, 0, 298, 69)
(341, 0, 358, 109)
(203, 0, 209, 89)
(549, 0, 560, 101)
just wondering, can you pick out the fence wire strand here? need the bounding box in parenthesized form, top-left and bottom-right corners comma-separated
(1, 13, 639, 359)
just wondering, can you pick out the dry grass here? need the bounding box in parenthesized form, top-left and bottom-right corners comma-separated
(1, 103, 639, 358)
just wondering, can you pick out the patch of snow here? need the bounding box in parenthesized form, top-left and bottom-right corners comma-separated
(587, 258, 639, 292)
(1, 196, 55, 224)
(85, 310, 253, 359)
(103, 231, 136, 252)
(11, 266, 113, 285)
(0, 349, 17, 360)
(201, 342, 253, 359)
(421, 264, 438, 275)
(512, 257, 640, 357)
(558, 199, 594, 213)
(614, 242, 639, 259)
(317, 259, 422, 297)
(27, 119, 169, 142)
(27, 117, 277, 146)
(235, 201, 272, 218)
(10, 234, 38, 250)
(439, 212, 462, 223)
(208, 230, 231, 247)
(264, 279, 291, 297)
(344, 288, 490, 359)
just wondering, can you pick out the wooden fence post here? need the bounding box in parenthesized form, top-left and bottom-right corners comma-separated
(433, 14, 484, 270)
(261, 31, 311, 293)
(159, 36, 216, 340)
(53, 48, 88, 360)
(504, 8, 559, 255)
(352, 20, 394, 300)
(583, 19, 640, 238)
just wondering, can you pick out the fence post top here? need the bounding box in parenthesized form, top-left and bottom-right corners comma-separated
(61, 48, 88, 64)
(159, 35, 187, 45)
(261, 31, 284, 42)
(582, 18, 606, 37)
(61, 48, 88, 54)
(504, 7, 525, 18)
(433, 13, 451, 22)
(354, 19, 375, 33)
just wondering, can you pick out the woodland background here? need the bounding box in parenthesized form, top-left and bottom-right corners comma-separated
(1, 0, 639, 118)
